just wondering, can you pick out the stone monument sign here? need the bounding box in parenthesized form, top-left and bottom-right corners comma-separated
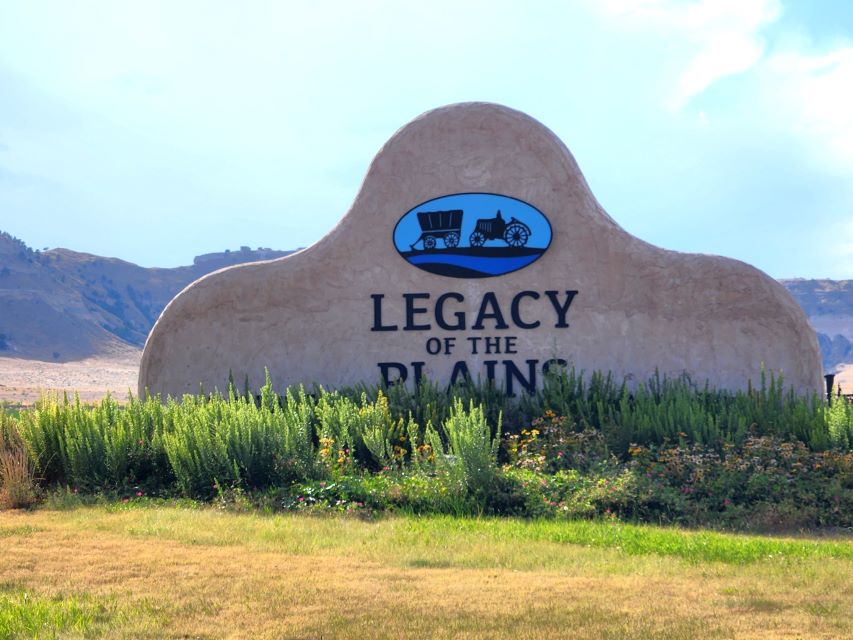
(138, 103, 822, 398)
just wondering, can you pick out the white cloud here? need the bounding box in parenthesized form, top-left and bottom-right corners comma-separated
(591, 0, 853, 174)
(594, 0, 781, 107)
(763, 47, 853, 169)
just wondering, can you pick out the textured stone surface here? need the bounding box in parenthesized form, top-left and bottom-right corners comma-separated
(139, 103, 823, 397)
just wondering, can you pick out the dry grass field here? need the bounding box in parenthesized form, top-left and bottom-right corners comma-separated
(1, 505, 852, 639)
(0, 350, 141, 406)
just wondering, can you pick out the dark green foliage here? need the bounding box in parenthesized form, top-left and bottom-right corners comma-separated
(502, 411, 853, 529)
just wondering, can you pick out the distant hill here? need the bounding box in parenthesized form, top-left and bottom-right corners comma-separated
(1, 230, 850, 373)
(780, 279, 853, 374)
(0, 231, 295, 361)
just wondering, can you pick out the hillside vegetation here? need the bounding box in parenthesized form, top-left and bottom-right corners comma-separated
(0, 231, 294, 361)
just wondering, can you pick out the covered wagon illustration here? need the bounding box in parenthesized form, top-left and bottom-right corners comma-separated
(469, 210, 531, 248)
(394, 193, 550, 277)
(409, 209, 463, 250)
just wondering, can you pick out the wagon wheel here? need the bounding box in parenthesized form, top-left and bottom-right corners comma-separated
(423, 235, 437, 250)
(444, 232, 460, 248)
(504, 224, 529, 248)
(469, 231, 486, 247)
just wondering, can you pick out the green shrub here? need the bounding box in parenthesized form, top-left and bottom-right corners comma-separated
(162, 377, 318, 498)
(432, 399, 501, 498)
(827, 389, 853, 449)
(625, 436, 853, 529)
(17, 393, 169, 491)
(351, 392, 402, 469)
(274, 385, 317, 480)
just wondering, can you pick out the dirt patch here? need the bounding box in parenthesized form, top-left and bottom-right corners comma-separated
(0, 347, 141, 405)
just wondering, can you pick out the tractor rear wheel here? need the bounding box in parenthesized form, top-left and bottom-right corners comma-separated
(504, 224, 529, 248)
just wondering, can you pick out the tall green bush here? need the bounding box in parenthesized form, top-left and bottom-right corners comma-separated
(162, 376, 318, 497)
(18, 393, 169, 490)
(826, 388, 853, 450)
(432, 399, 501, 495)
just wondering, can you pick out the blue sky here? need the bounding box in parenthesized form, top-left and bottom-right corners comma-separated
(0, 0, 851, 278)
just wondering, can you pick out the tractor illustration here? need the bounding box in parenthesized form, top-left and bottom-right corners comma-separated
(410, 209, 463, 250)
(469, 210, 531, 248)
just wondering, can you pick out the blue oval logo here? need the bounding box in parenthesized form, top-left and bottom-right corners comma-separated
(393, 193, 552, 279)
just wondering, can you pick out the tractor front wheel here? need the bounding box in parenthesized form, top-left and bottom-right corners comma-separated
(469, 231, 486, 247)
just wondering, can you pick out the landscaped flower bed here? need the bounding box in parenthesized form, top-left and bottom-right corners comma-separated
(2, 368, 852, 530)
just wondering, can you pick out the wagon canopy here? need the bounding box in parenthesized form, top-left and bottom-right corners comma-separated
(416, 209, 463, 232)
